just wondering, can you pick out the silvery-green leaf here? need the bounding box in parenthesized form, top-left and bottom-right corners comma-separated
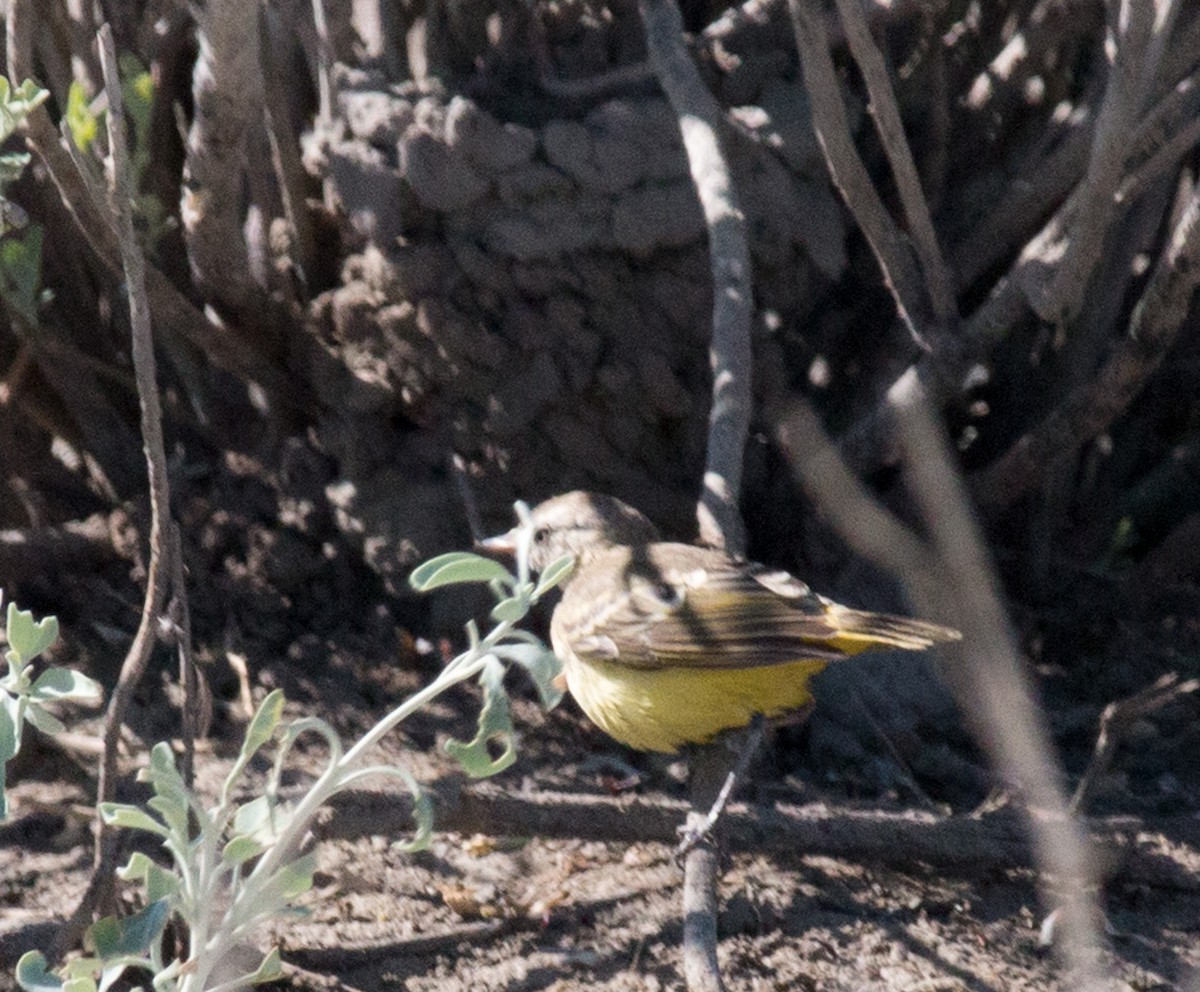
(493, 642, 564, 709)
(30, 667, 101, 703)
(89, 899, 169, 958)
(489, 596, 528, 623)
(254, 852, 317, 917)
(23, 703, 65, 736)
(99, 804, 169, 838)
(444, 657, 516, 778)
(15, 951, 66, 992)
(223, 690, 285, 802)
(248, 947, 283, 984)
(5, 604, 57, 664)
(409, 552, 513, 592)
(117, 852, 154, 882)
(240, 690, 285, 763)
(222, 834, 266, 867)
(0, 689, 20, 762)
(533, 554, 575, 598)
(142, 744, 190, 838)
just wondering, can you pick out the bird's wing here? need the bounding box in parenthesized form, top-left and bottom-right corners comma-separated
(557, 544, 856, 671)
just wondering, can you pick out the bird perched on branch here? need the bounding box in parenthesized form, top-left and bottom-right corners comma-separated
(481, 491, 959, 754)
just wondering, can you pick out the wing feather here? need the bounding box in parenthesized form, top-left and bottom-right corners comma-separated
(557, 544, 854, 670)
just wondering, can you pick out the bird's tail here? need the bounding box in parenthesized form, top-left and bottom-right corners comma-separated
(826, 606, 961, 653)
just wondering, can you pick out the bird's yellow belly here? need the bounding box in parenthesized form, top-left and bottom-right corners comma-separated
(564, 657, 830, 754)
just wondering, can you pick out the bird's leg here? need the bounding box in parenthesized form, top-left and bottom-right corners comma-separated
(675, 714, 766, 860)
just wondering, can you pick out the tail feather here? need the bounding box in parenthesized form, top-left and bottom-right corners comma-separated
(827, 607, 961, 653)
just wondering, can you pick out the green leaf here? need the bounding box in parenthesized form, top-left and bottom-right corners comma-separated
(248, 947, 283, 985)
(494, 642, 564, 709)
(99, 803, 169, 838)
(64, 81, 99, 153)
(0, 689, 19, 762)
(141, 743, 190, 838)
(254, 852, 317, 916)
(15, 951, 65, 992)
(89, 899, 169, 958)
(489, 596, 528, 623)
(0, 78, 48, 145)
(5, 603, 57, 664)
(144, 864, 179, 904)
(444, 657, 516, 778)
(241, 689, 285, 764)
(533, 554, 576, 598)
(23, 703, 65, 736)
(57, 957, 108, 992)
(116, 855, 179, 904)
(116, 852, 154, 882)
(409, 553, 514, 592)
(232, 794, 271, 837)
(232, 794, 291, 846)
(221, 834, 265, 867)
(30, 667, 102, 703)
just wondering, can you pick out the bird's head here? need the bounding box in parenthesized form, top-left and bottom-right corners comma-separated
(478, 491, 660, 573)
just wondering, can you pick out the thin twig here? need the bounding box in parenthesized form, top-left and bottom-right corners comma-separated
(1038, 0, 1171, 323)
(1070, 673, 1200, 816)
(450, 453, 485, 543)
(88, 20, 178, 915)
(832, 0, 956, 323)
(896, 392, 1107, 989)
(167, 521, 204, 788)
(787, 0, 935, 347)
(774, 399, 938, 586)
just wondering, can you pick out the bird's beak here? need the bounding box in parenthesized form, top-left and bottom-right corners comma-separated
(475, 529, 518, 557)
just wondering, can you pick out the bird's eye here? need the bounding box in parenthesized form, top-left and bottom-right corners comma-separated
(533, 528, 548, 544)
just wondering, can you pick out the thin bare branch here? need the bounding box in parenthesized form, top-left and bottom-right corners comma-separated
(641, 0, 753, 558)
(85, 23, 180, 924)
(1070, 673, 1200, 816)
(1037, 0, 1173, 323)
(832, 0, 957, 322)
(975, 170, 1200, 513)
(896, 394, 1107, 988)
(787, 0, 934, 347)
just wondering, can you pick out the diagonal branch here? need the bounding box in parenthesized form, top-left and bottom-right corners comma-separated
(832, 0, 957, 323)
(1037, 0, 1176, 324)
(974, 169, 1200, 513)
(787, 0, 939, 348)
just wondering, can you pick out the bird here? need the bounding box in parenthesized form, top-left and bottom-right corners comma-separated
(481, 491, 960, 754)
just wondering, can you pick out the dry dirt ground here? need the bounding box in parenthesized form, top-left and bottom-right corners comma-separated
(1, 628, 1198, 992)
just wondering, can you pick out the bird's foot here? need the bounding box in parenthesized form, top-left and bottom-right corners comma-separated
(674, 715, 767, 861)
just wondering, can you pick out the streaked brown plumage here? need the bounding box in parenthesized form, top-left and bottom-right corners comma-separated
(487, 492, 959, 753)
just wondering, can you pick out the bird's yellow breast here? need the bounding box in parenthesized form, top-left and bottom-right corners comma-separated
(562, 655, 830, 754)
